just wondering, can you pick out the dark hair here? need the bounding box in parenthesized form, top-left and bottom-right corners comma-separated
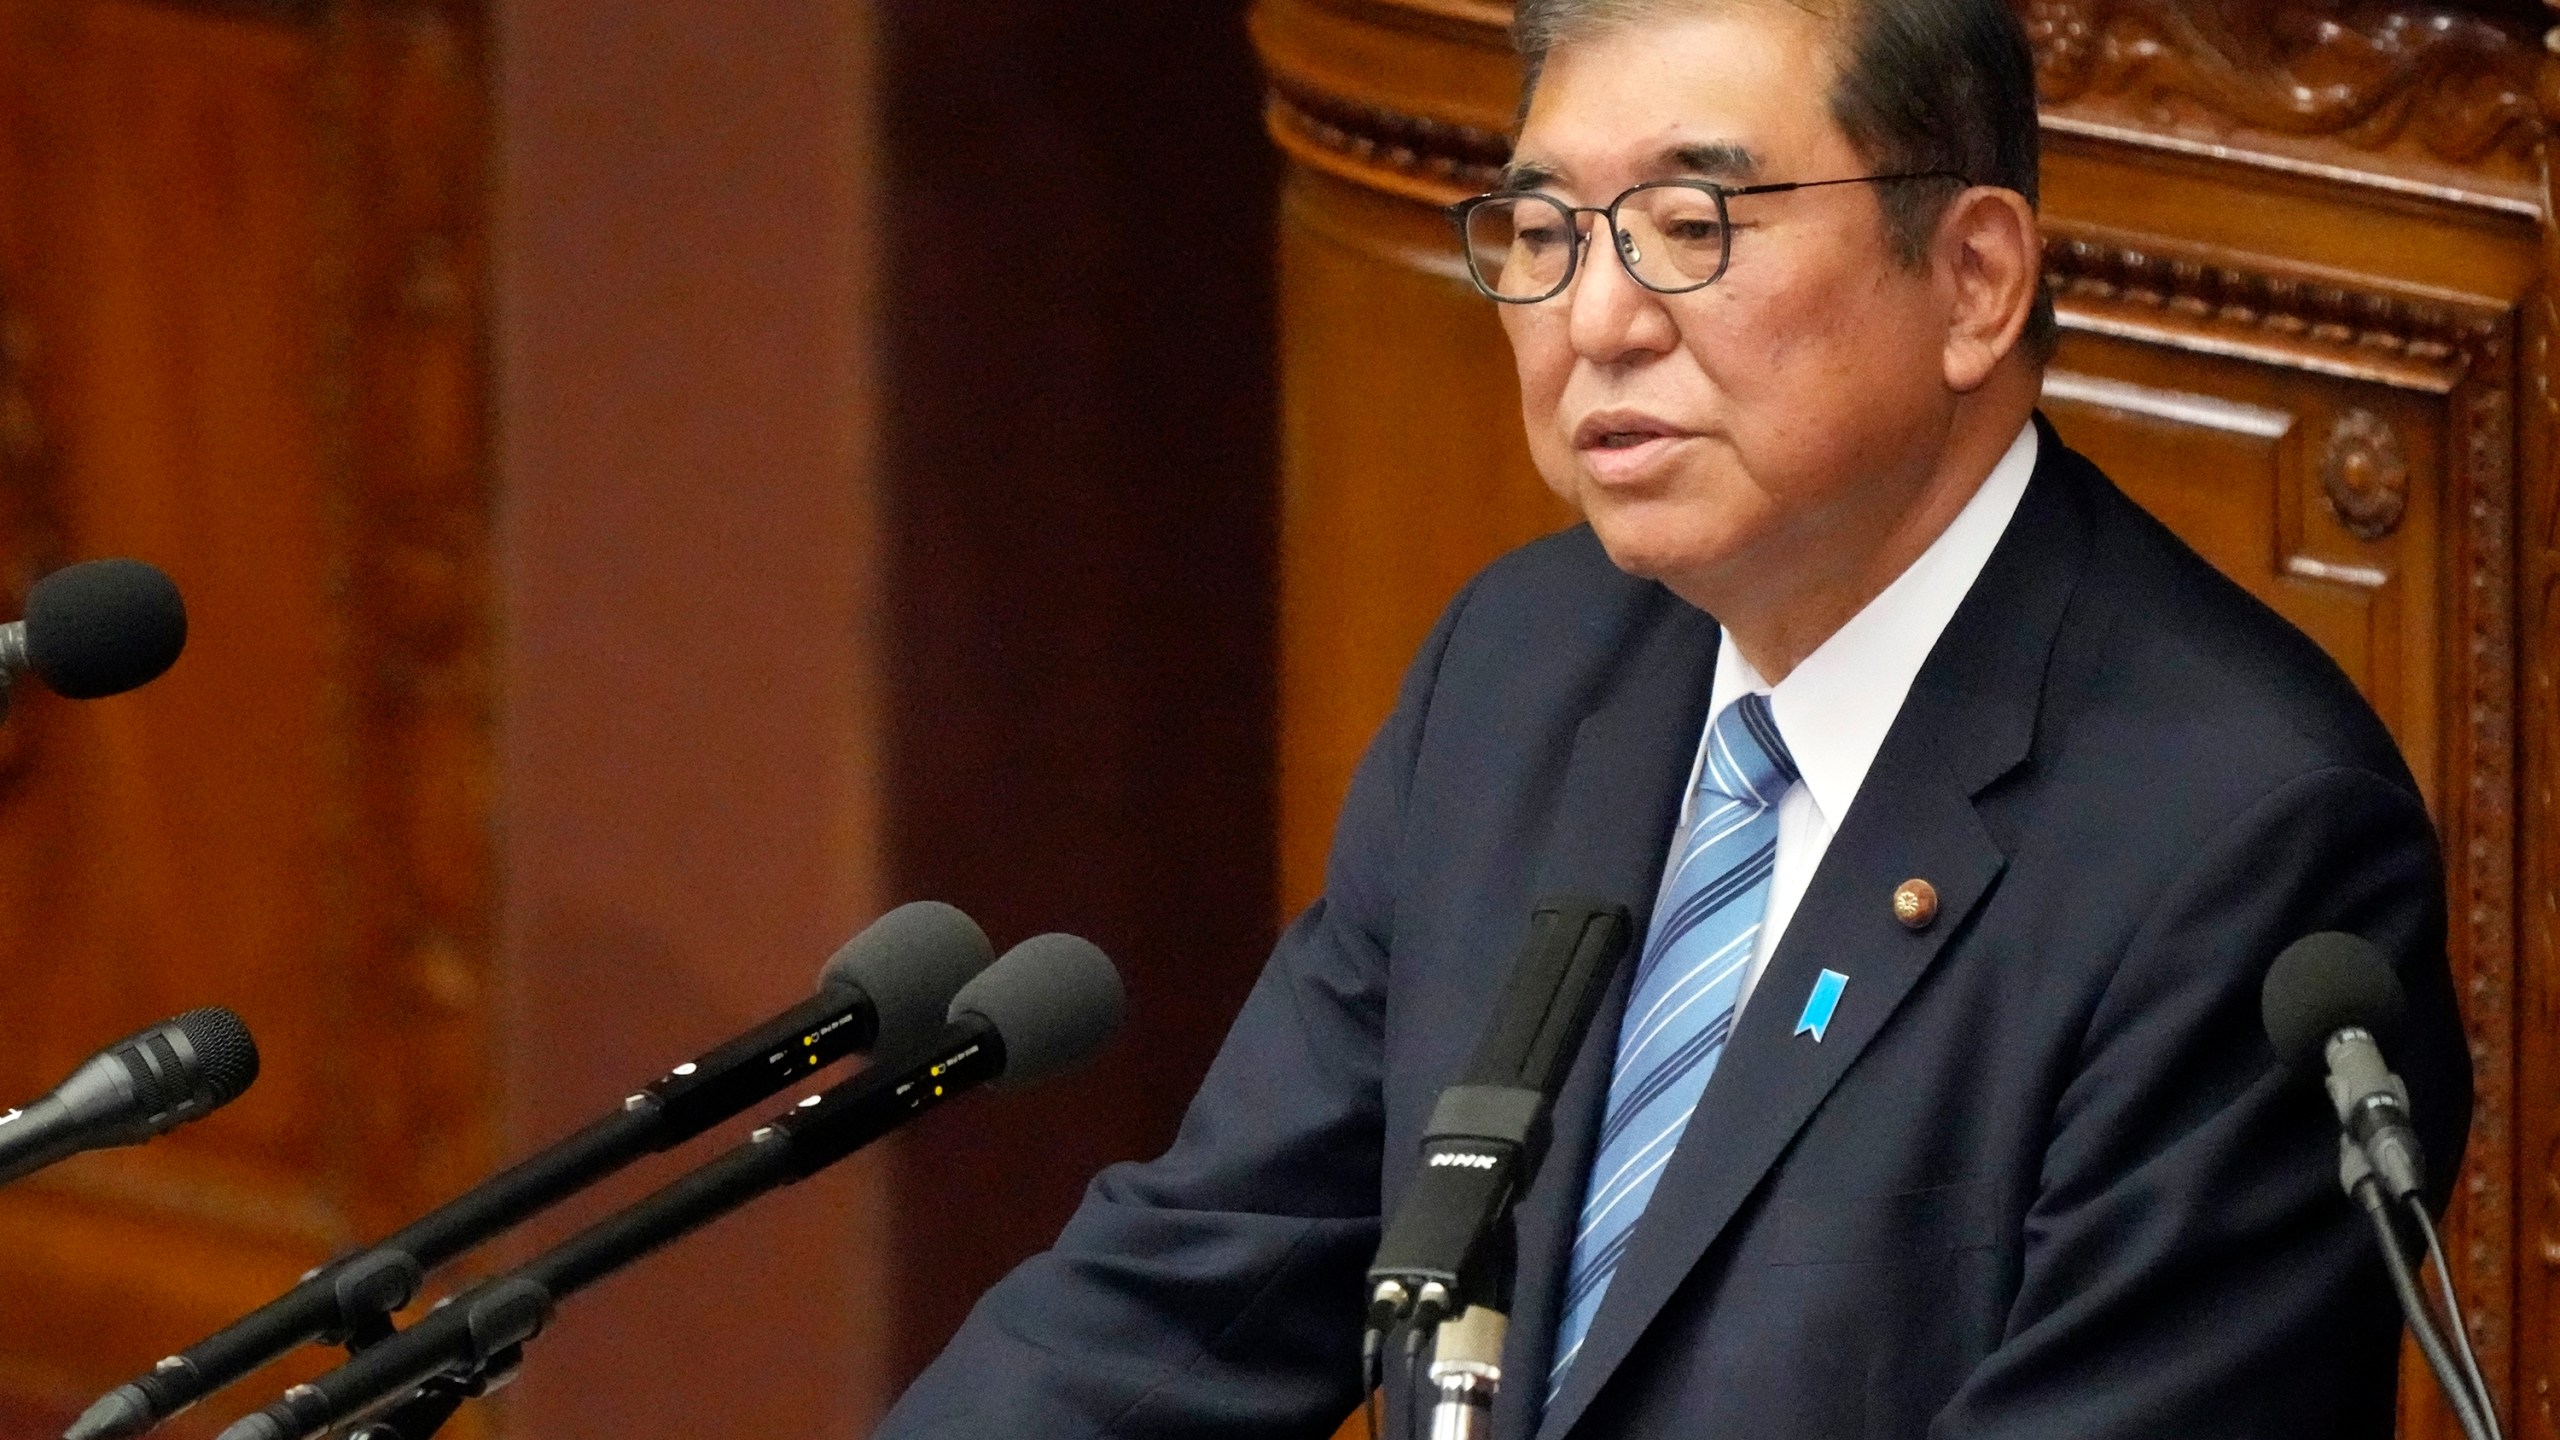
(1513, 0, 2059, 364)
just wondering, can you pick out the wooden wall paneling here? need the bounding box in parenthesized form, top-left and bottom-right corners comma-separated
(0, 1, 345, 1410)
(2034, 263, 2525, 1440)
(491, 0, 894, 1430)
(1253, 4, 2551, 1438)
(0, 0, 493, 1432)
(2521, 12, 2560, 1440)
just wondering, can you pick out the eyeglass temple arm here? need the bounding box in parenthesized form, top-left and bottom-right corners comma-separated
(1724, 170, 1967, 198)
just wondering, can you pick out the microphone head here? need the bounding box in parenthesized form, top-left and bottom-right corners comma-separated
(818, 901, 995, 1054)
(2262, 931, 2409, 1071)
(169, 1006, 261, 1107)
(90, 1007, 259, 1136)
(950, 933, 1125, 1088)
(24, 558, 187, 699)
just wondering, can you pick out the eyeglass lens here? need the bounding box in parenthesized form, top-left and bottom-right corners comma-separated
(1461, 185, 1732, 301)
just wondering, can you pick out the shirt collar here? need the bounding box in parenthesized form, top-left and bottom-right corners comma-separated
(1706, 419, 2039, 828)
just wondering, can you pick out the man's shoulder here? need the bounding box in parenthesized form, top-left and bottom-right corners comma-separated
(2044, 446, 2418, 801)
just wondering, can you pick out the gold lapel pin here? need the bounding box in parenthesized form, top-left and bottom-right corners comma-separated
(1893, 878, 1939, 931)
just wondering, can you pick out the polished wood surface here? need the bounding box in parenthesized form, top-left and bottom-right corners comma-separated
(1255, 2, 2560, 1437)
(0, 0, 492, 1432)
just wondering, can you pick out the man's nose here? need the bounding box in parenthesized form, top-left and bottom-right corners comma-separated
(1566, 225, 1678, 363)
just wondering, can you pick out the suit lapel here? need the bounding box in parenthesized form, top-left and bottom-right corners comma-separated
(1487, 597, 1720, 1440)
(1531, 744, 2007, 1439)
(1531, 417, 2098, 1440)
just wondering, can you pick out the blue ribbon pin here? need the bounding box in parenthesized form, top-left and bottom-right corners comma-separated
(1795, 969, 1850, 1043)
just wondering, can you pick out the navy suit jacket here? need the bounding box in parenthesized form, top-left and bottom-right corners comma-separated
(877, 420, 2474, 1439)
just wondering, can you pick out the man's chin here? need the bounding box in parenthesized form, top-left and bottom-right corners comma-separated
(1584, 513, 1715, 585)
(1576, 502, 1699, 573)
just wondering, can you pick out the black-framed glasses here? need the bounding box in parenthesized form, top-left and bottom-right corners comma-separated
(1445, 172, 1964, 304)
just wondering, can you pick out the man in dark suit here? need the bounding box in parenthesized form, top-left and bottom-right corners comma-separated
(875, 0, 2473, 1435)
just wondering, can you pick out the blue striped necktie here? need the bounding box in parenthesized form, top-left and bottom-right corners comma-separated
(1549, 692, 1798, 1395)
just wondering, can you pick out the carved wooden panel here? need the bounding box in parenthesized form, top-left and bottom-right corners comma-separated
(0, 0, 493, 1432)
(1252, 3, 2552, 1438)
(2027, 0, 2546, 213)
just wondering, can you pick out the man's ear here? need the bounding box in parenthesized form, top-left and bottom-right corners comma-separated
(1938, 187, 2041, 393)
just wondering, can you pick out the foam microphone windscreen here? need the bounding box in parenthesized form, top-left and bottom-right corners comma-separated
(950, 933, 1125, 1088)
(24, 558, 187, 699)
(2261, 931, 2409, 1071)
(819, 901, 996, 1055)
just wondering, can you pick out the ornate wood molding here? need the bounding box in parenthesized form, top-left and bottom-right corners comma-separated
(2051, 224, 2526, 1433)
(2448, 314, 2519, 1410)
(1267, 76, 1507, 199)
(2027, 2, 2542, 166)
(1259, 1, 2553, 214)
(2042, 228, 2506, 391)
(2518, 13, 2560, 1440)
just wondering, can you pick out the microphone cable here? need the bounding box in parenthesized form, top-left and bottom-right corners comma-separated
(2358, 1189, 2494, 1440)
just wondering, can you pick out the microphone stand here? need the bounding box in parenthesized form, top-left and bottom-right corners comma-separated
(217, 1018, 1016, 1440)
(1421, 1235, 1509, 1440)
(341, 1349, 522, 1440)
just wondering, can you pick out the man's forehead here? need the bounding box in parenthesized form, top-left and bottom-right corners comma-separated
(1504, 3, 1840, 195)
(1502, 140, 1759, 193)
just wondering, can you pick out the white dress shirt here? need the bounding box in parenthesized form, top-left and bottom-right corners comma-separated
(1678, 420, 2039, 1018)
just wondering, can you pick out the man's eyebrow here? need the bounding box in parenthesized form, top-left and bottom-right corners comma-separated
(1499, 160, 1562, 192)
(1665, 142, 1758, 180)
(1496, 143, 1758, 193)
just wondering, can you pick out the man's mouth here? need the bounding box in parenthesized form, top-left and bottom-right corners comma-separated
(1591, 430, 1667, 450)
(1572, 412, 1688, 452)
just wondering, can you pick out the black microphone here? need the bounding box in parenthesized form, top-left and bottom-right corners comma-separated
(0, 1007, 258, 1188)
(68, 900, 993, 1440)
(2262, 931, 2502, 1440)
(0, 559, 187, 716)
(1368, 896, 1631, 1330)
(2262, 931, 2422, 1203)
(213, 932, 1125, 1440)
(1365, 896, 1631, 1440)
